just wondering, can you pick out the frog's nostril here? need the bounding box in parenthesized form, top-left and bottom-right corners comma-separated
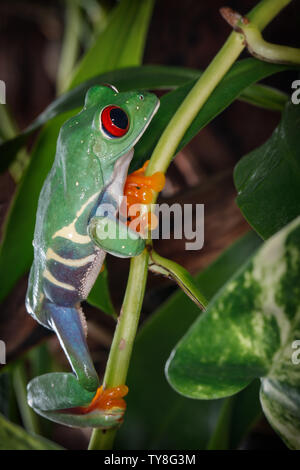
(139, 94, 144, 101)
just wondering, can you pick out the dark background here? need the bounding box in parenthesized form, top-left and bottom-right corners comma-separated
(0, 0, 299, 449)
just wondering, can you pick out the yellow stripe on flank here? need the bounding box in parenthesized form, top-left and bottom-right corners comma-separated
(46, 248, 95, 267)
(52, 225, 91, 244)
(52, 193, 98, 244)
(43, 269, 75, 291)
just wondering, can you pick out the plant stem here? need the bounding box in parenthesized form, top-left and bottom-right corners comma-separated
(147, 0, 292, 178)
(103, 253, 149, 388)
(88, 252, 149, 450)
(88, 0, 292, 450)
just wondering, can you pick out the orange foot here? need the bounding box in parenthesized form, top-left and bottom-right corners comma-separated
(122, 160, 165, 234)
(66, 385, 128, 416)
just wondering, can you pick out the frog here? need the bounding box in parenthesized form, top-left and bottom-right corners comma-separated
(25, 84, 160, 428)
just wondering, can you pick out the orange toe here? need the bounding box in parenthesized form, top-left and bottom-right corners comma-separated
(123, 161, 165, 234)
(66, 385, 129, 415)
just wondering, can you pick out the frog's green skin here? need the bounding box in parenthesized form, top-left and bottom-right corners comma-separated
(25, 85, 159, 428)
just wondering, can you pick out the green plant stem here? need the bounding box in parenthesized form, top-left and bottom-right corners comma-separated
(147, 0, 292, 178)
(88, 252, 149, 450)
(88, 0, 292, 450)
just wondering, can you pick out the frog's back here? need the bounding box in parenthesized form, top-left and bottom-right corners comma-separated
(26, 131, 105, 326)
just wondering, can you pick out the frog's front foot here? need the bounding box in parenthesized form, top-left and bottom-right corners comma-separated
(122, 160, 165, 234)
(27, 372, 128, 429)
(88, 160, 165, 256)
(124, 160, 165, 206)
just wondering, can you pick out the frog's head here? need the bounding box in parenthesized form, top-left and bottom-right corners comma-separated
(57, 85, 159, 197)
(83, 85, 159, 167)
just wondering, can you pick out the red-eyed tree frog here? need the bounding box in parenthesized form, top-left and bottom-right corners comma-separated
(25, 85, 160, 428)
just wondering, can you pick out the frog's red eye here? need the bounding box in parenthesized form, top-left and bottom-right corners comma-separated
(101, 105, 129, 138)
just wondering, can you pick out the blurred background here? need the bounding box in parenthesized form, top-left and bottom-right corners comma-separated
(0, 0, 299, 449)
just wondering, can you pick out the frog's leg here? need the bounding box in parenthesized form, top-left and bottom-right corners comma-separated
(46, 302, 99, 392)
(27, 302, 128, 429)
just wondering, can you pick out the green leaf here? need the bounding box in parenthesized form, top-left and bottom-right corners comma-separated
(207, 379, 261, 450)
(149, 249, 209, 308)
(0, 0, 155, 172)
(0, 0, 154, 305)
(116, 231, 262, 449)
(0, 413, 63, 450)
(238, 83, 288, 111)
(132, 59, 297, 169)
(166, 217, 300, 449)
(0, 373, 18, 422)
(0, 61, 290, 173)
(69, 0, 155, 89)
(0, 66, 198, 172)
(234, 102, 300, 240)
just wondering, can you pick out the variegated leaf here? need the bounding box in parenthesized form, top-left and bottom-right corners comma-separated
(166, 216, 300, 449)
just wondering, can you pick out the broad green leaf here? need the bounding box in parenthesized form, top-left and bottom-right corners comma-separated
(0, 413, 63, 450)
(234, 102, 300, 240)
(132, 59, 297, 169)
(0, 63, 288, 173)
(116, 231, 262, 449)
(0, 0, 155, 172)
(0, 0, 154, 307)
(0, 66, 198, 172)
(166, 217, 300, 449)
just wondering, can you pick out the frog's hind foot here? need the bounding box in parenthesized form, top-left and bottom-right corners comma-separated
(27, 373, 128, 429)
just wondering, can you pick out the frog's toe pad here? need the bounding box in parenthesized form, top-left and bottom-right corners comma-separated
(52, 385, 128, 428)
(28, 374, 128, 429)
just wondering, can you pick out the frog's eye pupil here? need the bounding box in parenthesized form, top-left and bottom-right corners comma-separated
(110, 107, 128, 129)
(101, 105, 129, 138)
